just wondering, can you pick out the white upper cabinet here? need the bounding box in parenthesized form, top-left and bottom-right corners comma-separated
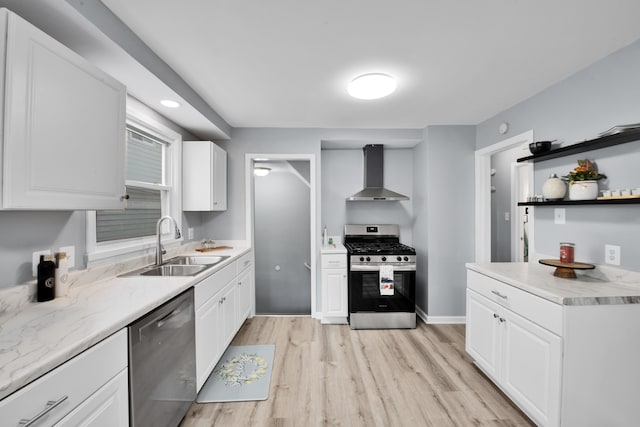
(0, 9, 126, 210)
(183, 141, 227, 211)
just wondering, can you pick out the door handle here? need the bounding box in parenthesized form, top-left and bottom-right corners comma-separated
(304, 262, 311, 271)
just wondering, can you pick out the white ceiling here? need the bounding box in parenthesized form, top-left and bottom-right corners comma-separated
(98, 0, 640, 130)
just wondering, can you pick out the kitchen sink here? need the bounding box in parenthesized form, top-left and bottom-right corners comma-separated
(165, 255, 229, 266)
(140, 264, 207, 277)
(120, 255, 230, 277)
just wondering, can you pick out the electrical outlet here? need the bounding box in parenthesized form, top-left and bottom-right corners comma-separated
(187, 227, 194, 240)
(59, 246, 75, 269)
(504, 212, 510, 221)
(605, 244, 621, 266)
(32, 250, 52, 277)
(554, 208, 566, 224)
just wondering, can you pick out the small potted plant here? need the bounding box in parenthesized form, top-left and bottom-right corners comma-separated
(563, 159, 607, 200)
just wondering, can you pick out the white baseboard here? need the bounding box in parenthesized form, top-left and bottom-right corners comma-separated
(416, 306, 466, 324)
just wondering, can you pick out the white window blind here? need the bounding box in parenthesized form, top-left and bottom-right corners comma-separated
(96, 130, 167, 243)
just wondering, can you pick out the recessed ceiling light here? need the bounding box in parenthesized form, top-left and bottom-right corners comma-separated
(254, 167, 271, 177)
(348, 73, 397, 100)
(160, 99, 181, 108)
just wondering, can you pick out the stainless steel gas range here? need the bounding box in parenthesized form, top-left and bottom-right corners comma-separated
(343, 224, 416, 329)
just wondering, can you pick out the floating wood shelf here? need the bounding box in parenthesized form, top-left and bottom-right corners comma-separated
(518, 199, 640, 206)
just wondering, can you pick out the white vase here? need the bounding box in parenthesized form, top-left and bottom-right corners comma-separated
(569, 180, 599, 200)
(542, 174, 566, 200)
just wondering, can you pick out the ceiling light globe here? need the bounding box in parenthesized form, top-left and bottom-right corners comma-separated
(254, 167, 271, 177)
(348, 73, 396, 100)
(160, 99, 181, 108)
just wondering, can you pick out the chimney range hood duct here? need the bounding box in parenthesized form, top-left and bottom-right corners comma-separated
(347, 144, 409, 201)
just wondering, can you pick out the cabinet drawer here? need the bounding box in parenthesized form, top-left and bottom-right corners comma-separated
(322, 254, 347, 269)
(236, 251, 253, 275)
(467, 270, 562, 335)
(0, 329, 127, 426)
(195, 261, 236, 309)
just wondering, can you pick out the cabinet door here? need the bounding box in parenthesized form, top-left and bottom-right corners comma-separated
(236, 267, 253, 325)
(56, 369, 128, 427)
(466, 289, 501, 380)
(195, 294, 222, 391)
(501, 309, 562, 427)
(323, 268, 347, 317)
(2, 11, 126, 210)
(220, 282, 237, 349)
(183, 141, 226, 211)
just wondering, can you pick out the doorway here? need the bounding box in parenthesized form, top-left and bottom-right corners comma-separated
(245, 154, 317, 316)
(475, 130, 534, 263)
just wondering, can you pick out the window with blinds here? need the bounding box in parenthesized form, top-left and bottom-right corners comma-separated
(96, 129, 168, 243)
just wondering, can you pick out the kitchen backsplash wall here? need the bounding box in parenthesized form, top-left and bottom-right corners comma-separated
(476, 38, 640, 271)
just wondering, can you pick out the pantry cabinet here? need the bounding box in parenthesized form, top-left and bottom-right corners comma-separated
(183, 141, 227, 211)
(0, 329, 128, 426)
(0, 9, 126, 210)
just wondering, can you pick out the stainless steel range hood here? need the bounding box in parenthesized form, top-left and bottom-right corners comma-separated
(347, 145, 409, 201)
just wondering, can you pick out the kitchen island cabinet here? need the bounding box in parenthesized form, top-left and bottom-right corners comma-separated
(466, 263, 640, 427)
(0, 8, 126, 210)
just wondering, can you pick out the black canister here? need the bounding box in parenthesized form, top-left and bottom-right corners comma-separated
(37, 255, 56, 302)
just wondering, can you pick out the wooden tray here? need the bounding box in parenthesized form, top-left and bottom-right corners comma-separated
(539, 259, 595, 279)
(195, 246, 233, 252)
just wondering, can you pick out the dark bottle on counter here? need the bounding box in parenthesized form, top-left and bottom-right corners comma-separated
(37, 254, 56, 302)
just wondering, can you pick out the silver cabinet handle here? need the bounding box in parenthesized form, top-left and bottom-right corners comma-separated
(493, 313, 500, 318)
(491, 290, 508, 299)
(19, 395, 68, 426)
(499, 317, 506, 323)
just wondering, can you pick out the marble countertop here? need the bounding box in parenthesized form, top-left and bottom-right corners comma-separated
(320, 243, 347, 254)
(0, 244, 250, 400)
(467, 262, 640, 305)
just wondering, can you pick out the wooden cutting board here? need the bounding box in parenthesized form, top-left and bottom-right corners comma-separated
(195, 246, 233, 252)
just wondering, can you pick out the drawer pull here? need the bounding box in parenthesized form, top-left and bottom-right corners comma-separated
(19, 395, 68, 426)
(493, 313, 500, 319)
(499, 317, 506, 323)
(491, 290, 508, 299)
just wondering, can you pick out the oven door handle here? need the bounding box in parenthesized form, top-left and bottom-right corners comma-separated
(350, 264, 416, 272)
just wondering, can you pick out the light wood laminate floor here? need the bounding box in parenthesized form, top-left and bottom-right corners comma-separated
(181, 317, 534, 427)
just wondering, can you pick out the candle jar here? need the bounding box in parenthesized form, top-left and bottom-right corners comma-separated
(560, 242, 575, 264)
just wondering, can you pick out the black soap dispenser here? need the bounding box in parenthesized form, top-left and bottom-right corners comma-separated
(37, 254, 56, 302)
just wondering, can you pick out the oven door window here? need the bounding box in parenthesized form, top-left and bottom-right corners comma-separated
(349, 270, 415, 312)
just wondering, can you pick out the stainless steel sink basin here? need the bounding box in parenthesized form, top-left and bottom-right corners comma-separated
(140, 264, 207, 277)
(119, 255, 230, 277)
(165, 255, 229, 266)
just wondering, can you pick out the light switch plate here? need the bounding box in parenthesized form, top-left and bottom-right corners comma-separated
(32, 250, 52, 277)
(605, 244, 621, 265)
(554, 208, 566, 224)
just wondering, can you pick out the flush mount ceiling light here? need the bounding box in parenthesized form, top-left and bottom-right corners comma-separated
(254, 167, 271, 177)
(160, 99, 181, 108)
(347, 73, 397, 100)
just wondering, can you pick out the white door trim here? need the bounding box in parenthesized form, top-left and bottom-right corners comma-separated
(245, 153, 319, 319)
(475, 130, 534, 263)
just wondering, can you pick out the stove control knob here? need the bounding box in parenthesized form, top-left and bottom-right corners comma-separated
(359, 257, 365, 262)
(397, 256, 402, 262)
(366, 257, 371, 262)
(381, 256, 387, 262)
(404, 256, 409, 261)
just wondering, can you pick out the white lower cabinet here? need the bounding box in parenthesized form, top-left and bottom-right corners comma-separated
(321, 251, 348, 324)
(467, 289, 561, 426)
(195, 251, 254, 391)
(0, 329, 128, 426)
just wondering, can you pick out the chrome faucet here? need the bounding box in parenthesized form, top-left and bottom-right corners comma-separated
(156, 216, 181, 265)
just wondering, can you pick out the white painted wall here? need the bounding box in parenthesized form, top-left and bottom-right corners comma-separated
(413, 126, 476, 318)
(477, 38, 640, 271)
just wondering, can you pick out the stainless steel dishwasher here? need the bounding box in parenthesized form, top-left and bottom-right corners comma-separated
(128, 288, 196, 427)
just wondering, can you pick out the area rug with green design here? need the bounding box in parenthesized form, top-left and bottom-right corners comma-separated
(196, 344, 275, 403)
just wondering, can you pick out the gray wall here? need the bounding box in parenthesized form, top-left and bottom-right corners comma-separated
(477, 38, 640, 271)
(413, 126, 476, 317)
(254, 165, 311, 314)
(321, 148, 413, 243)
(0, 97, 202, 289)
